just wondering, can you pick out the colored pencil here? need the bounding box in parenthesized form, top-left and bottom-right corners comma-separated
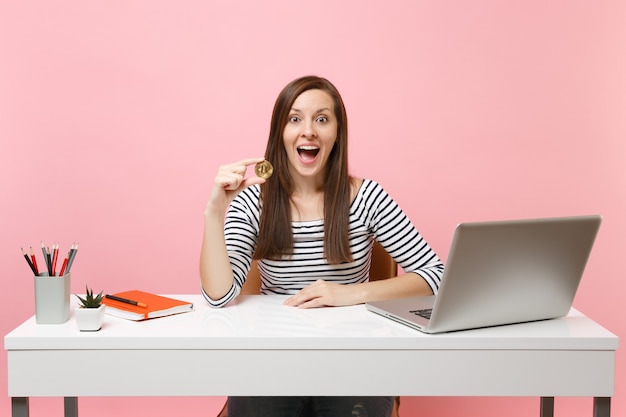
(66, 243, 79, 273)
(29, 247, 39, 275)
(41, 242, 51, 275)
(51, 243, 59, 276)
(21, 248, 38, 275)
(59, 253, 69, 276)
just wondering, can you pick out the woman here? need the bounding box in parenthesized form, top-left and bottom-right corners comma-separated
(200, 75, 444, 417)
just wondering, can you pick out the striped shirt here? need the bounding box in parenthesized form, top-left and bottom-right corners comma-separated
(202, 179, 444, 307)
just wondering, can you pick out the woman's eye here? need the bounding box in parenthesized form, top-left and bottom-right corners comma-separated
(317, 116, 328, 123)
(289, 116, 300, 123)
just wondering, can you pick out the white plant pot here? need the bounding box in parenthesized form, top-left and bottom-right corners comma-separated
(75, 304, 105, 331)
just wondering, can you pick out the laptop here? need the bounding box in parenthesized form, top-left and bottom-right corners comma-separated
(366, 215, 602, 333)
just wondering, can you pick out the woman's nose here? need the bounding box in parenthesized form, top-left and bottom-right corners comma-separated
(302, 121, 317, 137)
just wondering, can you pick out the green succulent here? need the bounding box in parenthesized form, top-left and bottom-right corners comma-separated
(75, 286, 104, 308)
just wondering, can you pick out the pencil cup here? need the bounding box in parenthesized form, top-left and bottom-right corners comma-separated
(34, 273, 71, 324)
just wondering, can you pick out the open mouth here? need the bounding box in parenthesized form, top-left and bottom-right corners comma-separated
(297, 145, 320, 162)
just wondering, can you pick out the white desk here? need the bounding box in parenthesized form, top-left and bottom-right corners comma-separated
(5, 295, 618, 417)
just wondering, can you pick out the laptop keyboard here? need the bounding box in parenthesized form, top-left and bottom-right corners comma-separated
(409, 309, 432, 319)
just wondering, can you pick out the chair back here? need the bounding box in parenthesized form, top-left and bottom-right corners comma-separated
(241, 240, 397, 295)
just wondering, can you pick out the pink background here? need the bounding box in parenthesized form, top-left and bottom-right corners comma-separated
(1, 1, 624, 416)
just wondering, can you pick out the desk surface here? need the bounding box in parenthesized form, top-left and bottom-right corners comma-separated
(5, 294, 618, 350)
(4, 295, 619, 398)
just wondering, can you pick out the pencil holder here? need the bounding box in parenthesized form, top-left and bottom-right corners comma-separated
(34, 273, 71, 324)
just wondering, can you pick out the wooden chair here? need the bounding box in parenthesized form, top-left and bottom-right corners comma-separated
(217, 240, 401, 417)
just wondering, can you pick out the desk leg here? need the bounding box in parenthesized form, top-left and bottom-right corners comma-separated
(64, 397, 78, 417)
(540, 397, 554, 417)
(594, 397, 610, 417)
(11, 397, 29, 417)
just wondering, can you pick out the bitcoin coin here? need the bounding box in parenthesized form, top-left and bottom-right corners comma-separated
(255, 160, 273, 179)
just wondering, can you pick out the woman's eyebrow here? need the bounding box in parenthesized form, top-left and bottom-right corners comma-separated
(290, 107, 332, 113)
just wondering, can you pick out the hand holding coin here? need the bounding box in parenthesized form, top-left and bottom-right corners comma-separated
(255, 160, 273, 179)
(209, 158, 267, 210)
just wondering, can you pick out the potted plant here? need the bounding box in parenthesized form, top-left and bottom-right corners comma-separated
(74, 286, 105, 331)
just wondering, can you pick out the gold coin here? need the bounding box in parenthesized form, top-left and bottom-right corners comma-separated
(255, 160, 273, 179)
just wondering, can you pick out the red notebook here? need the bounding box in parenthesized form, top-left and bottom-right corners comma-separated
(102, 290, 194, 321)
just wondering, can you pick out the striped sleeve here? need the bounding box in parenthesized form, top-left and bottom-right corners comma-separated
(201, 186, 261, 307)
(361, 180, 444, 293)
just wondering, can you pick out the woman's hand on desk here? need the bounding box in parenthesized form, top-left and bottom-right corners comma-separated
(283, 279, 364, 308)
(283, 273, 434, 309)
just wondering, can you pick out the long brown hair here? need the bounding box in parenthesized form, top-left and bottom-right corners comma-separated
(254, 75, 353, 264)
